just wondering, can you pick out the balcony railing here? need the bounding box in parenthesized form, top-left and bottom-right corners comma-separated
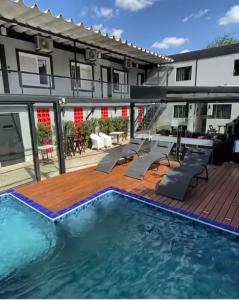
(0, 69, 131, 99)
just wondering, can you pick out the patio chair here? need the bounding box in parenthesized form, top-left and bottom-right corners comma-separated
(90, 133, 104, 150)
(96, 138, 145, 173)
(155, 147, 212, 201)
(124, 141, 174, 180)
(99, 132, 112, 148)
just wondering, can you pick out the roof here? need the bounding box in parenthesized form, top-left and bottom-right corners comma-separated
(169, 43, 239, 62)
(0, 0, 173, 64)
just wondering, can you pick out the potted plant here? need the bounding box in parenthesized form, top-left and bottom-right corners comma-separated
(36, 123, 52, 146)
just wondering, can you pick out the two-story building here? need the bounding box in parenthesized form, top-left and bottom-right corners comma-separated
(149, 44, 239, 134)
(0, 0, 171, 167)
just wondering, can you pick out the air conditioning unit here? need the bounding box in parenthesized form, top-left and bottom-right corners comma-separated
(35, 35, 53, 53)
(85, 48, 98, 61)
(124, 58, 133, 69)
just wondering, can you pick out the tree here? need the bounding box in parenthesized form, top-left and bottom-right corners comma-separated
(207, 34, 239, 48)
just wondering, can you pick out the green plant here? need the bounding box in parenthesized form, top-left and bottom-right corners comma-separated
(111, 117, 122, 132)
(36, 123, 52, 145)
(121, 117, 129, 137)
(63, 120, 76, 137)
(77, 118, 98, 148)
(207, 34, 239, 48)
(98, 118, 113, 134)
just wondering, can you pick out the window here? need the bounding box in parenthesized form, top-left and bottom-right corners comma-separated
(138, 106, 144, 126)
(234, 60, 239, 76)
(38, 58, 48, 85)
(18, 51, 52, 87)
(212, 105, 231, 119)
(176, 66, 192, 81)
(113, 69, 128, 93)
(121, 106, 128, 118)
(37, 108, 51, 127)
(70, 61, 93, 91)
(137, 73, 145, 86)
(174, 105, 188, 118)
(101, 107, 109, 119)
(74, 107, 84, 127)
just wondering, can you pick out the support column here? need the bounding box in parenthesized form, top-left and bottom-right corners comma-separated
(74, 41, 78, 97)
(27, 104, 41, 181)
(130, 102, 135, 139)
(53, 101, 66, 174)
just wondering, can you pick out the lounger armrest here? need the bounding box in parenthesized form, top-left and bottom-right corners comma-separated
(130, 149, 140, 156)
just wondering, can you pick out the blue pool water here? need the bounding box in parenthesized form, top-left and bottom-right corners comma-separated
(0, 192, 239, 298)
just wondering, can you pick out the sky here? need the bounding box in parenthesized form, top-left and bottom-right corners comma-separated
(24, 0, 239, 55)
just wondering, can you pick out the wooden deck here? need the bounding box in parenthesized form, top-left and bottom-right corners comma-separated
(16, 161, 239, 228)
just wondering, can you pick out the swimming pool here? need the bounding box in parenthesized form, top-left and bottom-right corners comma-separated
(0, 190, 239, 298)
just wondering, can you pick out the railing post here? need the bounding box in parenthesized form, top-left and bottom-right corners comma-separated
(27, 103, 41, 181)
(49, 74, 52, 96)
(130, 102, 135, 139)
(53, 101, 66, 174)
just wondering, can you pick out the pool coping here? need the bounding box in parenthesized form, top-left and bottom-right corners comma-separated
(1, 186, 239, 236)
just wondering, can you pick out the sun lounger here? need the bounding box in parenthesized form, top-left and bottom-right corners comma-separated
(155, 147, 212, 201)
(124, 142, 174, 180)
(96, 138, 145, 173)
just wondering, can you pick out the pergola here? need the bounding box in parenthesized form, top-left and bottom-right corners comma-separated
(0, 0, 172, 65)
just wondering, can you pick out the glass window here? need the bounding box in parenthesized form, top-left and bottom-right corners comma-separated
(113, 70, 128, 93)
(38, 58, 48, 85)
(174, 105, 188, 118)
(234, 60, 239, 76)
(18, 51, 51, 87)
(137, 73, 144, 85)
(70, 62, 93, 91)
(176, 66, 192, 81)
(212, 105, 231, 119)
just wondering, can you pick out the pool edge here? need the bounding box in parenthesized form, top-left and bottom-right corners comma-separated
(1, 186, 238, 236)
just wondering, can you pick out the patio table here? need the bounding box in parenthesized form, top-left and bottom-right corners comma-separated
(38, 144, 56, 160)
(110, 131, 124, 145)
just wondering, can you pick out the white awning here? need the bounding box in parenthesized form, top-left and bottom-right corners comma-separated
(0, 0, 173, 64)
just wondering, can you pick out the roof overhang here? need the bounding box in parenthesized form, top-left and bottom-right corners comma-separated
(131, 85, 239, 103)
(0, 0, 173, 65)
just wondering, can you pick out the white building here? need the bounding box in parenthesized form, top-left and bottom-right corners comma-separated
(148, 45, 239, 134)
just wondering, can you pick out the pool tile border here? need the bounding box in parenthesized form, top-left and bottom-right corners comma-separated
(1, 186, 239, 236)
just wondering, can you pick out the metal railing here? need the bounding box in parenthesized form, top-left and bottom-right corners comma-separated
(0, 69, 131, 99)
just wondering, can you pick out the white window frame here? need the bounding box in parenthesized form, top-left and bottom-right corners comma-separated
(113, 69, 128, 93)
(174, 105, 188, 118)
(176, 66, 192, 81)
(18, 51, 52, 88)
(70, 61, 93, 91)
(212, 104, 232, 119)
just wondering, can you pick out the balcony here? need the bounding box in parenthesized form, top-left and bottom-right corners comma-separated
(0, 69, 131, 100)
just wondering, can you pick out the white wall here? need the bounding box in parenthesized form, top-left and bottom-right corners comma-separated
(166, 60, 196, 86)
(197, 54, 239, 86)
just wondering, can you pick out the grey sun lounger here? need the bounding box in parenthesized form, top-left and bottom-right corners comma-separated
(124, 142, 174, 180)
(155, 148, 212, 201)
(96, 138, 145, 173)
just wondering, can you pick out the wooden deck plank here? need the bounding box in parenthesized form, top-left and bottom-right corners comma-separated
(16, 161, 239, 228)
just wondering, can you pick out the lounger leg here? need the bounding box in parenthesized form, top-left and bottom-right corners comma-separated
(165, 155, 170, 167)
(197, 166, 209, 181)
